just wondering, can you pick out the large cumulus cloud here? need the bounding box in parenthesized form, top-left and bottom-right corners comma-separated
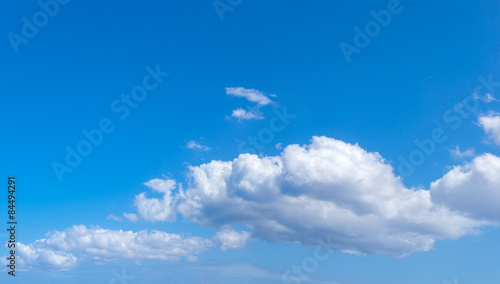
(130, 136, 497, 257)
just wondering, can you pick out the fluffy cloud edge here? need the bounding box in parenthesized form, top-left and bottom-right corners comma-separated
(430, 153, 500, 222)
(225, 87, 275, 106)
(478, 112, 500, 145)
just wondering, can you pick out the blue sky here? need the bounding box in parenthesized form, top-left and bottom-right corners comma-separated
(1, 0, 500, 283)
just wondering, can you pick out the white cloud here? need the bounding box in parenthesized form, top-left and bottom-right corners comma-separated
(123, 213, 138, 222)
(214, 229, 251, 251)
(186, 141, 211, 151)
(132, 136, 489, 257)
(430, 153, 500, 222)
(12, 241, 78, 271)
(225, 87, 277, 121)
(134, 193, 176, 222)
(131, 178, 177, 222)
(229, 108, 264, 120)
(11, 225, 214, 270)
(479, 113, 500, 145)
(106, 214, 123, 222)
(144, 178, 176, 194)
(473, 92, 497, 103)
(225, 87, 274, 106)
(449, 146, 475, 159)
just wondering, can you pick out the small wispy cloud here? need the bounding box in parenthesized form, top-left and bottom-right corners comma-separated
(225, 87, 275, 106)
(225, 87, 276, 121)
(213, 228, 251, 251)
(227, 108, 264, 121)
(185, 140, 211, 151)
(473, 92, 497, 103)
(449, 146, 475, 160)
(123, 212, 138, 222)
(106, 214, 123, 222)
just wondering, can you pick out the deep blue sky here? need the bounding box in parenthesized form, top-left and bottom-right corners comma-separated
(1, 1, 500, 283)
